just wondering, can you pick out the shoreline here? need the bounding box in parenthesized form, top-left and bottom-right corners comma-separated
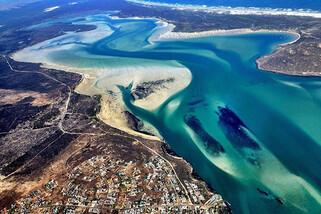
(127, 0, 321, 18)
(10, 14, 193, 142)
(11, 13, 305, 142)
(257, 63, 321, 77)
(155, 22, 301, 41)
(255, 31, 321, 77)
(40, 63, 166, 141)
(153, 19, 306, 79)
(0, 57, 230, 212)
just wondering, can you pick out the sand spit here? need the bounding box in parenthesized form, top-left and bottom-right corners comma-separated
(154, 21, 301, 42)
(151, 19, 300, 44)
(93, 64, 191, 111)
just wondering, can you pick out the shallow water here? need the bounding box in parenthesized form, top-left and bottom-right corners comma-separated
(122, 33, 321, 213)
(15, 16, 321, 213)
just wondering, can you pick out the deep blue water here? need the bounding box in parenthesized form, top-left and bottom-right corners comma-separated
(139, 0, 321, 11)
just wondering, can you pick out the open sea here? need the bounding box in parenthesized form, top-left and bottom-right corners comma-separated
(136, 0, 321, 11)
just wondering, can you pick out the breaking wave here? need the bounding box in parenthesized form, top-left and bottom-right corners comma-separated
(127, 0, 321, 18)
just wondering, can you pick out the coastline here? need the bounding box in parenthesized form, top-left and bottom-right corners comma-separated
(10, 15, 192, 141)
(0, 57, 230, 212)
(153, 20, 306, 78)
(155, 23, 301, 41)
(33, 63, 167, 141)
(255, 31, 321, 77)
(257, 62, 321, 77)
(127, 0, 321, 18)
(11, 13, 304, 142)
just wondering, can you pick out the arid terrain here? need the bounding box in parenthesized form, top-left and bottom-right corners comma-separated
(0, 56, 230, 213)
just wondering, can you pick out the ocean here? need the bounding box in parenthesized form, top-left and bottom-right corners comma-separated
(135, 0, 321, 11)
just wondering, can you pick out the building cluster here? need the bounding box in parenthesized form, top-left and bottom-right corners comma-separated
(6, 154, 225, 213)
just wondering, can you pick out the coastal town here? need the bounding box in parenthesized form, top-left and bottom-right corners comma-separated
(4, 152, 226, 213)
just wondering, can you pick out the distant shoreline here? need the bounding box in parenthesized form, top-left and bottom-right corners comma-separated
(127, 0, 321, 18)
(150, 19, 308, 78)
(153, 20, 301, 42)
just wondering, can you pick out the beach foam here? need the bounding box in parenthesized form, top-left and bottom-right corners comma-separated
(69, 2, 79, 6)
(44, 6, 60, 13)
(128, 0, 321, 18)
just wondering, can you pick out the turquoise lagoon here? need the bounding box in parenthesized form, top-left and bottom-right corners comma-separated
(17, 15, 321, 213)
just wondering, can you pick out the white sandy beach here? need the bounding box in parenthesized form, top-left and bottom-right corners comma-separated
(153, 20, 301, 42)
